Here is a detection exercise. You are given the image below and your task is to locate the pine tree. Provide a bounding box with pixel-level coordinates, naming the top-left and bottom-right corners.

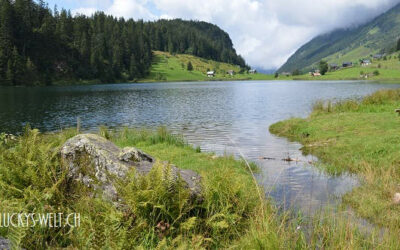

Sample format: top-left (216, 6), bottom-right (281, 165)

top-left (187, 61), bottom-right (193, 71)
top-left (25, 57), bottom-right (38, 84)
top-left (129, 54), bottom-right (138, 79)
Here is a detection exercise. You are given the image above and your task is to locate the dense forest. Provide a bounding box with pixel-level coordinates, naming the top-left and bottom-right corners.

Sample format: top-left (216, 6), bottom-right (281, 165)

top-left (0, 0), bottom-right (247, 86)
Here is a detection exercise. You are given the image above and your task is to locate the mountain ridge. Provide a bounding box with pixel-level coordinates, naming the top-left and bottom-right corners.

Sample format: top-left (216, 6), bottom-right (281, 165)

top-left (278, 3), bottom-right (400, 73)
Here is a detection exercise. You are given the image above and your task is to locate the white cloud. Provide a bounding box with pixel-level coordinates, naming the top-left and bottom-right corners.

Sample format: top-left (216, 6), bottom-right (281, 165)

top-left (72, 7), bottom-right (97, 16)
top-left (107, 0), bottom-right (156, 20)
top-left (72, 0), bottom-right (400, 69)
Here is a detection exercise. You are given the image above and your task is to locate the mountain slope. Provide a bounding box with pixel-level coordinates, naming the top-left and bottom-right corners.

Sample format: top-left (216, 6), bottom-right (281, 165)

top-left (279, 3), bottom-right (400, 73)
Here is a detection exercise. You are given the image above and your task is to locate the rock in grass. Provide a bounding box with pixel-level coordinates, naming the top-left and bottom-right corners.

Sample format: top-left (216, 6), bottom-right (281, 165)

top-left (60, 134), bottom-right (202, 201)
top-left (0, 237), bottom-right (10, 250)
top-left (393, 193), bottom-right (400, 205)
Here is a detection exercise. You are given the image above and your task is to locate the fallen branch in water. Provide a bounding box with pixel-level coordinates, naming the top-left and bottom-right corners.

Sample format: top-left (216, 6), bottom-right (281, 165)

top-left (259, 156), bottom-right (313, 164)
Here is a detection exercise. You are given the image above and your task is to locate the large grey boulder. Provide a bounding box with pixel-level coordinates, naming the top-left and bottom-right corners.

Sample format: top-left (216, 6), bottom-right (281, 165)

top-left (60, 134), bottom-right (202, 201)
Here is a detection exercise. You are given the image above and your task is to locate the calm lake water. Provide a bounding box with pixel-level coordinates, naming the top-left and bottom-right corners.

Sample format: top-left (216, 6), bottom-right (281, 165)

top-left (1, 80), bottom-right (400, 215)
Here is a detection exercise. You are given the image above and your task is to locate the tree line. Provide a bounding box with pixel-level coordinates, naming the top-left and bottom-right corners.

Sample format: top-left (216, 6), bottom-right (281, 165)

top-left (0, 0), bottom-right (247, 86)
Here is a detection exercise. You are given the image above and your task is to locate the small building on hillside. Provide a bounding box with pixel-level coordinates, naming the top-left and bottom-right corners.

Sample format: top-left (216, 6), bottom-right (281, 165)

top-left (309, 70), bottom-right (321, 77)
top-left (227, 70), bottom-right (235, 76)
top-left (281, 72), bottom-right (291, 77)
top-left (342, 62), bottom-right (353, 68)
top-left (329, 64), bottom-right (339, 71)
top-left (373, 54), bottom-right (384, 60)
top-left (207, 71), bottom-right (215, 77)
top-left (361, 59), bottom-right (371, 66)
top-left (249, 69), bottom-right (257, 74)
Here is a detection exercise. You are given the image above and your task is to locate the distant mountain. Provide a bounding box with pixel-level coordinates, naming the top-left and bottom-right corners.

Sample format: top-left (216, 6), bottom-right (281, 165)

top-left (255, 68), bottom-right (276, 74)
top-left (278, 3), bottom-right (400, 73)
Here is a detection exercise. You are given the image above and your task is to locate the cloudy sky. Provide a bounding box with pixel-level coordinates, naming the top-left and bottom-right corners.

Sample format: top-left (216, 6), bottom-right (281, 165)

top-left (45, 0), bottom-right (400, 70)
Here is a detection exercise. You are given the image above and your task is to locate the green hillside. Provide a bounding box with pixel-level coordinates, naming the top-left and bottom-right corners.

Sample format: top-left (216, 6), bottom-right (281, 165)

top-left (292, 54), bottom-right (400, 81)
top-left (140, 51), bottom-right (273, 82)
top-left (279, 3), bottom-right (400, 73)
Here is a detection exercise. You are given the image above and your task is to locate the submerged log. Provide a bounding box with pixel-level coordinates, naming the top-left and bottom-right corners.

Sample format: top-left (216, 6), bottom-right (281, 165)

top-left (60, 134), bottom-right (202, 201)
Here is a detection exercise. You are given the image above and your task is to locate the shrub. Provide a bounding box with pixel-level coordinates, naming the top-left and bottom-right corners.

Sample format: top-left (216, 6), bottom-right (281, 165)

top-left (187, 61), bottom-right (193, 71)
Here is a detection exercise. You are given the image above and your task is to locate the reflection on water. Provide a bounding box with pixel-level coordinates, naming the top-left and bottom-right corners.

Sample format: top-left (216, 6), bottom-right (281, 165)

top-left (1, 80), bottom-right (399, 215)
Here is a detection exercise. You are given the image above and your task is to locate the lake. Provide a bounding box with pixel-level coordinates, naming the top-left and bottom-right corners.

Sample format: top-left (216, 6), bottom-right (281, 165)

top-left (1, 80), bottom-right (399, 215)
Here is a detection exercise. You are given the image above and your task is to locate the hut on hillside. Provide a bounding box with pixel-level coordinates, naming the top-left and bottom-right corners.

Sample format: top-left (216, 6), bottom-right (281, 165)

top-left (207, 71), bottom-right (215, 77)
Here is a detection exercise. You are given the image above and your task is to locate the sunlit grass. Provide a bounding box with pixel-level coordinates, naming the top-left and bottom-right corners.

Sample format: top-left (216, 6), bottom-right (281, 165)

top-left (140, 51), bottom-right (274, 82)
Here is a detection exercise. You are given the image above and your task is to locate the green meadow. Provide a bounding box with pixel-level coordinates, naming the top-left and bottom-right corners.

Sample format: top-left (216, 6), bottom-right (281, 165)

top-left (140, 51), bottom-right (274, 82)
top-left (291, 54), bottom-right (400, 81)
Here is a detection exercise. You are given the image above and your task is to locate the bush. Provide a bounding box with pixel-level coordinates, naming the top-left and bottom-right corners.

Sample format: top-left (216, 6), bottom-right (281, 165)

top-left (373, 70), bottom-right (380, 76)
top-left (319, 60), bottom-right (328, 75)
top-left (187, 61), bottom-right (193, 71)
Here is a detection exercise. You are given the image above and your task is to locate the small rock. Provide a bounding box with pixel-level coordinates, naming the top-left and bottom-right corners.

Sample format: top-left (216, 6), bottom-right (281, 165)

top-left (393, 193), bottom-right (400, 205)
top-left (118, 147), bottom-right (154, 163)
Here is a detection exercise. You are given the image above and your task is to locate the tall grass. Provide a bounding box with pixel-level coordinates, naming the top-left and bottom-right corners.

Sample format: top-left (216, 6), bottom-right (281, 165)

top-left (0, 127), bottom-right (302, 248)
top-left (2, 126), bottom-right (399, 248)
top-left (311, 89), bottom-right (400, 114)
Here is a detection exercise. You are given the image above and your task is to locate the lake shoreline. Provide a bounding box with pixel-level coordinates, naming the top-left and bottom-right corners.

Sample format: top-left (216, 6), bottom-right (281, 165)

top-left (2, 127), bottom-right (399, 248)
top-left (5, 77), bottom-right (399, 88)
top-left (269, 88), bottom-right (400, 232)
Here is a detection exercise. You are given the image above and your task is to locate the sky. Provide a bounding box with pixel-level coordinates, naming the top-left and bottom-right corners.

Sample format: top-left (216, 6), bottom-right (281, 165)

top-left (44, 0), bottom-right (400, 70)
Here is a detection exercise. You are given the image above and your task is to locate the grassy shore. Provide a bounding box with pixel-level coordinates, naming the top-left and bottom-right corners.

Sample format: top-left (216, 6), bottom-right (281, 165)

top-left (0, 127), bottom-right (300, 249)
top-left (270, 89), bottom-right (400, 232)
top-left (1, 126), bottom-right (400, 248)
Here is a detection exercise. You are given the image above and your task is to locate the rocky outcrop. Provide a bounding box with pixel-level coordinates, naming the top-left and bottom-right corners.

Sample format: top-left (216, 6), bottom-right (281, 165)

top-left (60, 134), bottom-right (202, 201)
top-left (0, 237), bottom-right (10, 250)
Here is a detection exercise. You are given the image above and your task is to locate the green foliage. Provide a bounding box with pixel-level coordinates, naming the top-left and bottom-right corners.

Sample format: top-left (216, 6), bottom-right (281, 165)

top-left (186, 61), bottom-right (193, 71)
top-left (292, 69), bottom-right (301, 76)
top-left (318, 60), bottom-right (328, 75)
top-left (373, 70), bottom-right (380, 76)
